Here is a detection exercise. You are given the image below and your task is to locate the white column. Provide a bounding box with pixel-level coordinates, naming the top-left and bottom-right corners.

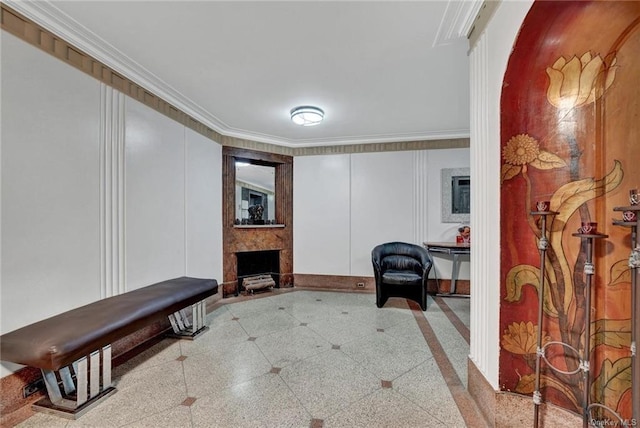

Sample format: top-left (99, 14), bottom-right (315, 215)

top-left (468, 0), bottom-right (535, 390)
top-left (100, 84), bottom-right (126, 298)
top-left (469, 30), bottom-right (500, 389)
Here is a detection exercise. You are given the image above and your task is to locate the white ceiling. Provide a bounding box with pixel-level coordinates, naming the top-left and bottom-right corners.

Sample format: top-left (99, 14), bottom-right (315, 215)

top-left (8, 1), bottom-right (479, 148)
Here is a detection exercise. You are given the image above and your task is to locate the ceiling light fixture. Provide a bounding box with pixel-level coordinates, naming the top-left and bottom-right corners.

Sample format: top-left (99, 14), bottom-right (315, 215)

top-left (290, 106), bottom-right (324, 126)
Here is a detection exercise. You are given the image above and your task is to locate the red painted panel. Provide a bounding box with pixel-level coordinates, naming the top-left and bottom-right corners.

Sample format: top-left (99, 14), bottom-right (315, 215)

top-left (499, 0), bottom-right (640, 419)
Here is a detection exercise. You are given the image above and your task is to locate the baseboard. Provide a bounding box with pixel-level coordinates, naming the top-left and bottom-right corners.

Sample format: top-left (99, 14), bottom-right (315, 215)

top-left (467, 358), bottom-right (582, 427)
top-left (293, 273), bottom-right (375, 291)
top-left (291, 274), bottom-right (468, 297)
top-left (433, 279), bottom-right (471, 295)
top-left (468, 358), bottom-right (496, 426)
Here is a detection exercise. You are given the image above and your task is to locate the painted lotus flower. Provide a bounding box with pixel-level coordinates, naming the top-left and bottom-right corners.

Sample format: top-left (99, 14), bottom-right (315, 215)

top-left (546, 52), bottom-right (617, 109)
top-left (502, 321), bottom-right (550, 355)
top-left (503, 134), bottom-right (540, 165)
top-left (501, 134), bottom-right (566, 182)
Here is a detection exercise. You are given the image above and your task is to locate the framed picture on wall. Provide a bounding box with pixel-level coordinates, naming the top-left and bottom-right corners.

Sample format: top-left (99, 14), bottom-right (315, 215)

top-left (441, 167), bottom-right (470, 223)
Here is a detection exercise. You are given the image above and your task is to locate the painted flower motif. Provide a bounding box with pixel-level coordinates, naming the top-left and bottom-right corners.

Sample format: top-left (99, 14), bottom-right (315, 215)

top-left (503, 134), bottom-right (540, 166)
top-left (500, 134), bottom-right (566, 183)
top-left (546, 52), bottom-right (617, 109)
top-left (502, 321), bottom-right (550, 355)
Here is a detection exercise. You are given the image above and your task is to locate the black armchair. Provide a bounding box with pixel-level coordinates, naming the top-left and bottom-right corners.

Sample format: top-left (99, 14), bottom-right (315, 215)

top-left (371, 242), bottom-right (433, 311)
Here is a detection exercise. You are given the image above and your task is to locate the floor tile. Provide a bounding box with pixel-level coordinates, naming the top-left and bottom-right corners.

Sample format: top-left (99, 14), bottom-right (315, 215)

top-left (340, 331), bottom-right (430, 380)
top-left (278, 350), bottom-right (381, 419)
top-left (179, 316), bottom-right (249, 356)
top-left (305, 315), bottom-right (378, 346)
top-left (15, 414), bottom-right (69, 428)
top-left (255, 325), bottom-right (332, 367)
top-left (236, 309), bottom-right (300, 337)
top-left (112, 338), bottom-right (182, 378)
top-left (68, 359), bottom-right (187, 427)
top-left (190, 373), bottom-right (311, 428)
top-left (383, 318), bottom-right (432, 347)
top-left (343, 305), bottom-right (415, 331)
top-left (182, 340), bottom-right (272, 398)
top-left (225, 297), bottom-right (280, 318)
top-left (121, 405), bottom-right (193, 428)
top-left (394, 358), bottom-right (466, 426)
top-left (322, 388), bottom-right (444, 428)
top-left (281, 301), bottom-right (343, 323)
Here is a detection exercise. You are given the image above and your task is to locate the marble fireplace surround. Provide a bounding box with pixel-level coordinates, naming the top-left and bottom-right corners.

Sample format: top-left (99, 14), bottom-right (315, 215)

top-left (222, 147), bottom-right (293, 297)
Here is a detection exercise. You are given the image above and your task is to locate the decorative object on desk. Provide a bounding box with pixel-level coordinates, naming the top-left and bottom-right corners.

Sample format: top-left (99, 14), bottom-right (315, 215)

top-left (623, 210), bottom-right (637, 222)
top-left (457, 225), bottom-right (470, 243)
top-left (534, 200), bottom-right (550, 212)
top-left (577, 222), bottom-right (597, 234)
top-left (630, 188), bottom-right (639, 205)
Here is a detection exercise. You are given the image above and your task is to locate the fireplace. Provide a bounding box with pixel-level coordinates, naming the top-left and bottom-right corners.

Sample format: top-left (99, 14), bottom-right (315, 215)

top-left (236, 250), bottom-right (280, 292)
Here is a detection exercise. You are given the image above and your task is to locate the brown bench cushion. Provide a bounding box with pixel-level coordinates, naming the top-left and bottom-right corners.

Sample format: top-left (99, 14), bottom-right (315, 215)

top-left (0, 277), bottom-right (218, 371)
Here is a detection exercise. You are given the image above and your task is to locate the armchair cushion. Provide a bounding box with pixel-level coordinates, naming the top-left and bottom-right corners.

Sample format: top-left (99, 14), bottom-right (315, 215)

top-left (382, 270), bottom-right (422, 286)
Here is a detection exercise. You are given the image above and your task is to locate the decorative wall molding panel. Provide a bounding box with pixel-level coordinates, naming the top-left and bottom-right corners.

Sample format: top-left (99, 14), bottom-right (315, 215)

top-left (99, 84), bottom-right (126, 298)
top-left (414, 150), bottom-right (430, 245)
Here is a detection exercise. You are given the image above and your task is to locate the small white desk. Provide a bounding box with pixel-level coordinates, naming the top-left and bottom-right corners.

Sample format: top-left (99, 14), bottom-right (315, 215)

top-left (424, 242), bottom-right (471, 295)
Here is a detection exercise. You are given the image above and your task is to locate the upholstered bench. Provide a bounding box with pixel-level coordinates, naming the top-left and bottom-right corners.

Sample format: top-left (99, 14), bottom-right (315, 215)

top-left (0, 276), bottom-right (218, 419)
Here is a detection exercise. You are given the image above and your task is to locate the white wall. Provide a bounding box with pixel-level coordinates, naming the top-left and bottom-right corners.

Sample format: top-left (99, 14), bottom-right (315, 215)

top-left (468, 0), bottom-right (534, 389)
top-left (125, 100), bottom-right (187, 288)
top-left (294, 148), bottom-right (470, 277)
top-left (185, 129), bottom-right (223, 279)
top-left (350, 151), bottom-right (416, 276)
top-left (1, 32), bottom-right (223, 377)
top-left (294, 154), bottom-right (351, 274)
top-left (1, 33), bottom-right (102, 330)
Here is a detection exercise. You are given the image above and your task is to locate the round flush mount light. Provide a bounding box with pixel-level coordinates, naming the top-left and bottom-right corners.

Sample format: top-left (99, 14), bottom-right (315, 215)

top-left (290, 106), bottom-right (324, 126)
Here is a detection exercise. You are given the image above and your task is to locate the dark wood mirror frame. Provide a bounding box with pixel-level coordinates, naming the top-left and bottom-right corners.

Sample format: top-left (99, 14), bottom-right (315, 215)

top-left (222, 147), bottom-right (293, 297)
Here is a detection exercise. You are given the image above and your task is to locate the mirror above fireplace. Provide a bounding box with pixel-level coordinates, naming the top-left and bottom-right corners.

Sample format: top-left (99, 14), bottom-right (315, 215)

top-left (235, 161), bottom-right (276, 224)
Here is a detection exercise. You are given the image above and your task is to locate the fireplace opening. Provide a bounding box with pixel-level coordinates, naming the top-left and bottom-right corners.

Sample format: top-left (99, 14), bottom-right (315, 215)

top-left (236, 250), bottom-right (280, 293)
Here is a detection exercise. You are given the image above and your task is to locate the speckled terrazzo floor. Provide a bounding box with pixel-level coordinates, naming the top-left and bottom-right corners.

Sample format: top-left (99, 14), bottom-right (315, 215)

top-left (16, 290), bottom-right (484, 428)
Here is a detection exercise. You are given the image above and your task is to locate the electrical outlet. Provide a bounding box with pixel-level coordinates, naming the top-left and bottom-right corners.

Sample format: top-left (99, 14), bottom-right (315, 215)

top-left (23, 378), bottom-right (45, 398)
top-left (356, 282), bottom-right (365, 288)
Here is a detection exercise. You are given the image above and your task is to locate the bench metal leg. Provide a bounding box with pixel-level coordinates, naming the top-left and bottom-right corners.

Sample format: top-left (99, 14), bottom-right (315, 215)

top-left (168, 299), bottom-right (209, 340)
top-left (34, 345), bottom-right (116, 419)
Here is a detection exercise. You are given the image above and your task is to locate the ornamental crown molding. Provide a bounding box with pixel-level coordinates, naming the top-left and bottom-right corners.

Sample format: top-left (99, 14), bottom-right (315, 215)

top-left (3, 0), bottom-right (472, 148)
